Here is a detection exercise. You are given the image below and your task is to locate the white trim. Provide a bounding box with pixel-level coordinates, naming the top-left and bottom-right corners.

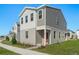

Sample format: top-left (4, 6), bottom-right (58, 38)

top-left (49, 30), bottom-right (51, 44)
top-left (36, 25), bottom-right (46, 30)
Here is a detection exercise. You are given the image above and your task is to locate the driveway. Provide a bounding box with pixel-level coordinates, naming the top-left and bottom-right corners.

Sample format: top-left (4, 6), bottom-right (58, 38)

top-left (0, 43), bottom-right (48, 55)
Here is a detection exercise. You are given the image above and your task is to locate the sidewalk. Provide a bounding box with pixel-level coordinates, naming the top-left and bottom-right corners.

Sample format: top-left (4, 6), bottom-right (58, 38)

top-left (0, 43), bottom-right (48, 55)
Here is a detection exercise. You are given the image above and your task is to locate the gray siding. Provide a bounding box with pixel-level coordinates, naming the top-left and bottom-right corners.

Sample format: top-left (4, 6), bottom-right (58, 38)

top-left (37, 9), bottom-right (46, 26)
top-left (46, 7), bottom-right (67, 30)
top-left (51, 28), bottom-right (65, 44)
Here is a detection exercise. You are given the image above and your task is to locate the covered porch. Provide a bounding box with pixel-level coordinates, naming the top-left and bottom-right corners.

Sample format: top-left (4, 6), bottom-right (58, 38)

top-left (36, 29), bottom-right (51, 46)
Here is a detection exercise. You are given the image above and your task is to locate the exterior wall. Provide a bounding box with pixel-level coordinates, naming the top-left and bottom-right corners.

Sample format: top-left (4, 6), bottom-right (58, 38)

top-left (36, 30), bottom-right (44, 45)
top-left (12, 23), bottom-right (20, 42)
top-left (20, 9), bottom-right (37, 45)
top-left (47, 26), bottom-right (66, 44)
top-left (76, 31), bottom-right (79, 39)
top-left (16, 31), bottom-right (20, 42)
top-left (20, 9), bottom-right (37, 30)
top-left (46, 7), bottom-right (67, 31)
top-left (20, 28), bottom-right (36, 45)
top-left (65, 30), bottom-right (77, 40)
top-left (45, 7), bottom-right (67, 44)
top-left (36, 8), bottom-right (46, 26)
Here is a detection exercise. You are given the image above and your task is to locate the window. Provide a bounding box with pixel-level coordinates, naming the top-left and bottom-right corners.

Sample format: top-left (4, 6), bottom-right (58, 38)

top-left (31, 13), bottom-right (33, 21)
top-left (39, 10), bottom-right (42, 19)
top-left (56, 19), bottom-right (59, 25)
top-left (26, 31), bottom-right (28, 39)
top-left (21, 17), bottom-right (23, 24)
top-left (54, 31), bottom-right (56, 39)
top-left (59, 32), bottom-right (60, 38)
top-left (25, 16), bottom-right (28, 23)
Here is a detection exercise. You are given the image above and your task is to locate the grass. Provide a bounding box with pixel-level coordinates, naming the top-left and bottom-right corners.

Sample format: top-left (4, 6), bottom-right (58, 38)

top-left (2, 40), bottom-right (33, 48)
top-left (33, 39), bottom-right (79, 55)
top-left (0, 47), bottom-right (18, 55)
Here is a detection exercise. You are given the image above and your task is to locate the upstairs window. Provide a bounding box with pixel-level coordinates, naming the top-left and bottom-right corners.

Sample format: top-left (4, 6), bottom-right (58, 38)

top-left (56, 19), bottom-right (59, 25)
top-left (56, 14), bottom-right (59, 25)
top-left (31, 13), bottom-right (34, 21)
top-left (25, 16), bottom-right (28, 23)
top-left (39, 10), bottom-right (42, 19)
top-left (21, 17), bottom-right (23, 24)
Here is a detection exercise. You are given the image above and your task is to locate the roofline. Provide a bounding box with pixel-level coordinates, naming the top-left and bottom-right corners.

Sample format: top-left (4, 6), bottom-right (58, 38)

top-left (19, 5), bottom-right (61, 17)
top-left (19, 7), bottom-right (37, 17)
top-left (37, 5), bottom-right (60, 10)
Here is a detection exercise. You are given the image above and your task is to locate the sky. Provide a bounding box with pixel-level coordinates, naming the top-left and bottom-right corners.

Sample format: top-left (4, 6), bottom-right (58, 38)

top-left (0, 4), bottom-right (79, 36)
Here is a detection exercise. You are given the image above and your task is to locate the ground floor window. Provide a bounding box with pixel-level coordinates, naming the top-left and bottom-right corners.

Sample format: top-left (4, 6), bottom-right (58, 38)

top-left (59, 32), bottom-right (60, 38)
top-left (54, 31), bottom-right (56, 39)
top-left (25, 31), bottom-right (28, 39)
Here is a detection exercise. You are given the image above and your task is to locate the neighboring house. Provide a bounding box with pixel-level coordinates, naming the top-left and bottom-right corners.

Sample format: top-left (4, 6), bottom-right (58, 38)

top-left (0, 36), bottom-right (6, 40)
top-left (11, 22), bottom-right (20, 42)
top-left (7, 31), bottom-right (14, 41)
top-left (75, 30), bottom-right (79, 39)
top-left (65, 30), bottom-right (76, 40)
top-left (0, 36), bottom-right (6, 42)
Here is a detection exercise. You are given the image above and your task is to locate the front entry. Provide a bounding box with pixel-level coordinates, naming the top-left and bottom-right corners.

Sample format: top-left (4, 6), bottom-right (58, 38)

top-left (36, 30), bottom-right (50, 46)
top-left (46, 30), bottom-right (50, 45)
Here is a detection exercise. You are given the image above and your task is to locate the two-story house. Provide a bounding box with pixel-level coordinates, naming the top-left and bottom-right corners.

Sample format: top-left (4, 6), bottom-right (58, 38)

top-left (11, 22), bottom-right (20, 42)
top-left (7, 5), bottom-right (67, 46)
top-left (17, 5), bottom-right (67, 46)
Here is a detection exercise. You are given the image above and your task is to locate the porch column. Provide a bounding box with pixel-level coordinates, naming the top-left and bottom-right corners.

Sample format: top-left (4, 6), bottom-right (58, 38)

top-left (43, 29), bottom-right (46, 46)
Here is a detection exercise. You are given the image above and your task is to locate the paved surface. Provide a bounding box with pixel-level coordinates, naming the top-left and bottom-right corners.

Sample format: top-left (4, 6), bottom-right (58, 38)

top-left (27, 46), bottom-right (39, 50)
top-left (0, 43), bottom-right (48, 55)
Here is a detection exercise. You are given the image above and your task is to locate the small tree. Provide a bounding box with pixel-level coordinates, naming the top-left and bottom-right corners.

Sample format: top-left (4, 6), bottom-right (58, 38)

top-left (6, 36), bottom-right (9, 41)
top-left (11, 34), bottom-right (17, 44)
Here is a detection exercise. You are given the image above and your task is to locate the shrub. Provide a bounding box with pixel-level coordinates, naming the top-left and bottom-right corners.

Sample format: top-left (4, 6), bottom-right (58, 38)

top-left (6, 36), bottom-right (9, 41)
top-left (11, 36), bottom-right (17, 44)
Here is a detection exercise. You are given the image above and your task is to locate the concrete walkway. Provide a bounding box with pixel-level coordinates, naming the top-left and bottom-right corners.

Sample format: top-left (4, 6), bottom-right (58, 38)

top-left (0, 43), bottom-right (48, 55)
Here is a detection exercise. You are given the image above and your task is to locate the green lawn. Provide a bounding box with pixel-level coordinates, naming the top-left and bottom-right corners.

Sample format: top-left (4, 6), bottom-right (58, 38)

top-left (33, 40), bottom-right (79, 55)
top-left (0, 47), bottom-right (18, 55)
top-left (2, 40), bottom-right (32, 48)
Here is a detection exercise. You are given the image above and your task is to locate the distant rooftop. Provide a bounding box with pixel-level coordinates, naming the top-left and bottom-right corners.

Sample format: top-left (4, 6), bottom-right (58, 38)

top-left (68, 29), bottom-right (75, 33)
top-left (76, 29), bottom-right (79, 31)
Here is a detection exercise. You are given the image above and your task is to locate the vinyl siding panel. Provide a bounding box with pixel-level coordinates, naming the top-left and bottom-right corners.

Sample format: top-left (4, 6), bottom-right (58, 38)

top-left (46, 7), bottom-right (67, 30)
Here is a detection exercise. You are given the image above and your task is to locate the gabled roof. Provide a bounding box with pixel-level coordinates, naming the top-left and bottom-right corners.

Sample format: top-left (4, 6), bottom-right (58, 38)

top-left (19, 7), bottom-right (37, 17)
top-left (19, 5), bottom-right (60, 17)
